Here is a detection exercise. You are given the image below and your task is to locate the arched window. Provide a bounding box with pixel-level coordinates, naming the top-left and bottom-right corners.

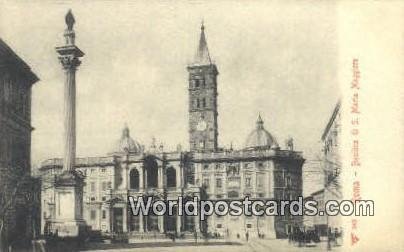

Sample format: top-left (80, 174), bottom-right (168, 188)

top-left (145, 157), bottom-right (158, 188)
top-left (166, 167), bottom-right (176, 188)
top-left (130, 169), bottom-right (139, 190)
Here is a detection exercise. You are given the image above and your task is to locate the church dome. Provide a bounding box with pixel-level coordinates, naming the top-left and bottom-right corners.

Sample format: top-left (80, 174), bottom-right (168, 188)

top-left (245, 115), bottom-right (279, 149)
top-left (112, 125), bottom-right (143, 154)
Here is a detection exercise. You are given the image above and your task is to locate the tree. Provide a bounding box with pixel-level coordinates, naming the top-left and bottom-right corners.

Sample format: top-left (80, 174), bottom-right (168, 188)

top-left (0, 163), bottom-right (40, 251)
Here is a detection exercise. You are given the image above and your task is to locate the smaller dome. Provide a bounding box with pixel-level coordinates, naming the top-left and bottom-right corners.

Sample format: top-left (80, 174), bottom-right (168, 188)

top-left (113, 125), bottom-right (143, 154)
top-left (245, 115), bottom-right (279, 149)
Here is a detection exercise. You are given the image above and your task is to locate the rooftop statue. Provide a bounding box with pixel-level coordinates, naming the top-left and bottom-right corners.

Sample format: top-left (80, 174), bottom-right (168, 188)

top-left (65, 9), bottom-right (75, 31)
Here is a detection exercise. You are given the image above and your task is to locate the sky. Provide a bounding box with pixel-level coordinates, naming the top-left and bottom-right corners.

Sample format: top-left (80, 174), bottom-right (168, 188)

top-left (0, 1), bottom-right (339, 168)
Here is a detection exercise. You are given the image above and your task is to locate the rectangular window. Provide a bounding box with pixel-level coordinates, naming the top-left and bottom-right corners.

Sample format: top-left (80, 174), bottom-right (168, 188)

top-left (217, 224), bottom-right (222, 228)
top-left (245, 177), bottom-right (252, 187)
top-left (246, 224), bottom-right (252, 228)
top-left (90, 182), bottom-right (96, 192)
top-left (196, 98), bottom-right (200, 108)
top-left (101, 168), bottom-right (106, 173)
top-left (195, 79), bottom-right (199, 88)
top-left (203, 178), bottom-right (210, 188)
top-left (203, 164), bottom-right (209, 170)
top-left (107, 181), bottom-right (112, 189)
top-left (90, 210), bottom-right (96, 220)
top-left (257, 176), bottom-right (264, 188)
top-left (202, 98), bottom-right (206, 108)
top-left (102, 210), bottom-right (106, 219)
top-left (216, 178), bottom-right (222, 188)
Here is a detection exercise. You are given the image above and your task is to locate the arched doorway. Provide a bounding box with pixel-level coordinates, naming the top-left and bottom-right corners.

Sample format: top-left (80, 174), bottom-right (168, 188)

top-left (166, 167), bottom-right (176, 188)
top-left (183, 197), bottom-right (195, 232)
top-left (129, 169), bottom-right (139, 189)
top-left (144, 156), bottom-right (158, 188)
top-left (146, 212), bottom-right (159, 232)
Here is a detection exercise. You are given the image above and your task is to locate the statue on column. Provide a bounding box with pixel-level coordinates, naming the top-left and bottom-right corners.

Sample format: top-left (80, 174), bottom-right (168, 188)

top-left (65, 9), bottom-right (75, 30)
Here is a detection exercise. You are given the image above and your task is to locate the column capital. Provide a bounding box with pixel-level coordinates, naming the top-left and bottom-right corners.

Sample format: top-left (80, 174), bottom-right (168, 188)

top-left (59, 55), bottom-right (81, 70)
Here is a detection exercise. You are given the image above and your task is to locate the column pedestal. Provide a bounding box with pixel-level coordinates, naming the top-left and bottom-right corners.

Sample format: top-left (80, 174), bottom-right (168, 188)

top-left (51, 171), bottom-right (86, 237)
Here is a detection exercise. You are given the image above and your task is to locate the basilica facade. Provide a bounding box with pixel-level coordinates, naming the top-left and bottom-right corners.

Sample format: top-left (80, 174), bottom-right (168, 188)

top-left (40, 25), bottom-right (304, 239)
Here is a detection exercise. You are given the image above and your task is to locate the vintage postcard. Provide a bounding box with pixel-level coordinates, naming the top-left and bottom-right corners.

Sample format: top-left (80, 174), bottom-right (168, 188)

top-left (0, 1), bottom-right (402, 251)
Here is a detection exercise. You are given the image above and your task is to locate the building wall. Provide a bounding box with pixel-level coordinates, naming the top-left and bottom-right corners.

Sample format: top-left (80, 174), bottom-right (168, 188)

top-left (40, 148), bottom-right (304, 238)
top-left (0, 39), bottom-right (38, 248)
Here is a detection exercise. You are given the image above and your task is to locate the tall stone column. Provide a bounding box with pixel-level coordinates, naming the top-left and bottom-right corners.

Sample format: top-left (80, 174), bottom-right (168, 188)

top-left (176, 211), bottom-right (181, 234)
top-left (139, 169), bottom-right (144, 190)
top-left (51, 10), bottom-right (86, 238)
top-left (139, 213), bottom-right (144, 233)
top-left (158, 166), bottom-right (163, 188)
top-left (194, 215), bottom-right (200, 233)
top-left (144, 167), bottom-right (148, 189)
top-left (122, 207), bottom-right (128, 232)
top-left (158, 215), bottom-right (164, 233)
top-left (57, 12), bottom-right (84, 172)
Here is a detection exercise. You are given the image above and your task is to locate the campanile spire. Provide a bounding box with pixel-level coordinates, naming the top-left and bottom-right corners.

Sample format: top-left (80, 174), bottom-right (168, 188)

top-left (194, 21), bottom-right (212, 65)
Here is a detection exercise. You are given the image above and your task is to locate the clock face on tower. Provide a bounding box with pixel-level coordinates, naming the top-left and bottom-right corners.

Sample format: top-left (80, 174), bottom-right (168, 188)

top-left (196, 120), bottom-right (207, 131)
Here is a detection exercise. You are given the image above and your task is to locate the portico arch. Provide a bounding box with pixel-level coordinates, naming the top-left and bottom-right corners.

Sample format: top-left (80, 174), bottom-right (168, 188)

top-left (129, 169), bottom-right (139, 190)
top-left (144, 156), bottom-right (158, 188)
top-left (166, 167), bottom-right (176, 188)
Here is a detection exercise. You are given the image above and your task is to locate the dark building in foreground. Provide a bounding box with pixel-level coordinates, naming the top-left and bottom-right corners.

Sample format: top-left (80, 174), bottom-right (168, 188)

top-left (40, 25), bottom-right (304, 239)
top-left (0, 38), bottom-right (40, 249)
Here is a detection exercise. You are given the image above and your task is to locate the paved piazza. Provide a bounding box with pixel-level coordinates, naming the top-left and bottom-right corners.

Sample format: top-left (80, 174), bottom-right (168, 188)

top-left (82, 239), bottom-right (342, 252)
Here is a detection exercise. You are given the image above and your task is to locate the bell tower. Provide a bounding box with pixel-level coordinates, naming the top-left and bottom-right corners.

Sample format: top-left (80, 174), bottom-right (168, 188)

top-left (188, 23), bottom-right (219, 152)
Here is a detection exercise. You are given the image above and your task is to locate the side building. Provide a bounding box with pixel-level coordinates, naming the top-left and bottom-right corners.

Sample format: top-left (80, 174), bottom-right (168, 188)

top-left (321, 100), bottom-right (342, 231)
top-left (0, 38), bottom-right (40, 249)
top-left (304, 100), bottom-right (341, 236)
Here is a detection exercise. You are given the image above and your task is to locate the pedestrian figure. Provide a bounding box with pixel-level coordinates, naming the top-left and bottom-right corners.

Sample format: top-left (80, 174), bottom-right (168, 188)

top-left (194, 230), bottom-right (198, 244)
top-left (246, 231), bottom-right (249, 242)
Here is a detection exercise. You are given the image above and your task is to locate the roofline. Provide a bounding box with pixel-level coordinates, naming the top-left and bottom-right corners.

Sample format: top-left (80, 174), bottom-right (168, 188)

top-left (0, 38), bottom-right (39, 84)
top-left (321, 99), bottom-right (341, 141)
